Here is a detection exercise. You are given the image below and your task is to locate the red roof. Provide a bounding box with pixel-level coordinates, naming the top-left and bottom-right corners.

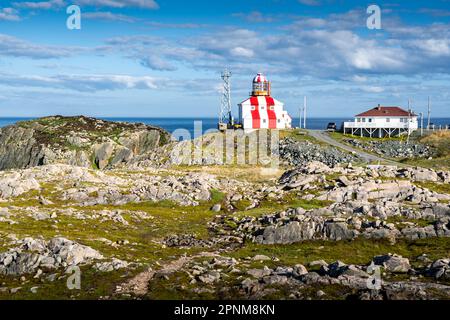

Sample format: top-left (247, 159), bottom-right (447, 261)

top-left (356, 106), bottom-right (417, 117)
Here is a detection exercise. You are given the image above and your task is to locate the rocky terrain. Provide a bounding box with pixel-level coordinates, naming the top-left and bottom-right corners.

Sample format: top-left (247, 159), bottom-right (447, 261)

top-left (280, 138), bottom-right (361, 167)
top-left (342, 138), bottom-right (432, 159)
top-left (0, 117), bottom-right (448, 300)
top-left (0, 116), bottom-right (171, 171)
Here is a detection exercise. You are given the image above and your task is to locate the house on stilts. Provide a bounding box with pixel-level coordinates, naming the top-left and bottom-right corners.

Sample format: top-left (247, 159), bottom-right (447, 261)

top-left (343, 105), bottom-right (418, 138)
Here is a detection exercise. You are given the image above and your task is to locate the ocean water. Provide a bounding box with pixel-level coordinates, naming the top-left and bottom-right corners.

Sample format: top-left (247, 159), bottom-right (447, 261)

top-left (1, 117), bottom-right (450, 137)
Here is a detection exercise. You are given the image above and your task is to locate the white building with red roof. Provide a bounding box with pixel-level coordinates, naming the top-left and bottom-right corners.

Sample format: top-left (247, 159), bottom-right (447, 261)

top-left (238, 73), bottom-right (292, 130)
top-left (343, 105), bottom-right (418, 138)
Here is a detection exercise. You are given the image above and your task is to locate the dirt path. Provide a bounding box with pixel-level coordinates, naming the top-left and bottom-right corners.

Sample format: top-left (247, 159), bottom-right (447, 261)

top-left (115, 251), bottom-right (219, 297)
top-left (307, 130), bottom-right (401, 166)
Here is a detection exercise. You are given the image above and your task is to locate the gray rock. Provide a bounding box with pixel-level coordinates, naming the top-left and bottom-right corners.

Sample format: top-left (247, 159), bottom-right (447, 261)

top-left (323, 221), bottom-right (358, 241)
top-left (252, 255), bottom-right (271, 261)
top-left (293, 264), bottom-right (308, 276)
top-left (279, 138), bottom-right (361, 167)
top-left (425, 258), bottom-right (450, 280)
top-left (94, 142), bottom-right (114, 170)
top-left (94, 258), bottom-right (129, 272)
top-left (0, 237), bottom-right (104, 276)
top-left (373, 254), bottom-right (411, 273)
top-left (247, 267), bottom-right (272, 278)
top-left (0, 116), bottom-right (170, 171)
top-left (198, 270), bottom-right (221, 284)
top-left (262, 275), bottom-right (288, 285)
top-left (309, 260), bottom-right (328, 268)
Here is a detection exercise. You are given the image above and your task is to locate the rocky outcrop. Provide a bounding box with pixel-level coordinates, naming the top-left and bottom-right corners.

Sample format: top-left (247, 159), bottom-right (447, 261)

top-left (426, 258), bottom-right (450, 280)
top-left (343, 139), bottom-right (432, 159)
top-left (0, 237), bottom-right (103, 276)
top-left (178, 254), bottom-right (450, 300)
top-left (372, 254), bottom-right (411, 273)
top-left (0, 116), bottom-right (170, 171)
top-left (210, 203), bottom-right (450, 245)
top-left (279, 138), bottom-right (360, 167)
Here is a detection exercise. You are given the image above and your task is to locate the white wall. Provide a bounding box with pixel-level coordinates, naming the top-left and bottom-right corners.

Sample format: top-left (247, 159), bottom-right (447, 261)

top-left (347, 116), bottom-right (418, 129)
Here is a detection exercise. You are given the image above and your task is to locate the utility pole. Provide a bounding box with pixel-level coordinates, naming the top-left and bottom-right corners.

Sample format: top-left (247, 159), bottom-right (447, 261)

top-left (427, 96), bottom-right (431, 130)
top-left (419, 112), bottom-right (423, 136)
top-left (406, 99), bottom-right (411, 143)
top-left (303, 96), bottom-right (307, 129)
top-left (298, 106), bottom-right (302, 129)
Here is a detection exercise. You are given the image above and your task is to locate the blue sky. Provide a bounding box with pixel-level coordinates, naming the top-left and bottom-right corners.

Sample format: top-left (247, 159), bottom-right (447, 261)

top-left (0, 0), bottom-right (449, 118)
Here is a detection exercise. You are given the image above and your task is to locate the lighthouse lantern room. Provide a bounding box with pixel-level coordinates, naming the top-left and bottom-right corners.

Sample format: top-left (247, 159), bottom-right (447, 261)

top-left (239, 73), bottom-right (292, 130)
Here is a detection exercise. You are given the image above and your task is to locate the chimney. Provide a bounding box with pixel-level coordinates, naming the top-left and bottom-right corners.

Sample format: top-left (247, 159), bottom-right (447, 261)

top-left (377, 104), bottom-right (381, 110)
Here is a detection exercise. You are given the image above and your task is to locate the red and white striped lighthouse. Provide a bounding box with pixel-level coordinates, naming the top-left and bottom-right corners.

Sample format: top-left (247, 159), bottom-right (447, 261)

top-left (238, 73), bottom-right (292, 129)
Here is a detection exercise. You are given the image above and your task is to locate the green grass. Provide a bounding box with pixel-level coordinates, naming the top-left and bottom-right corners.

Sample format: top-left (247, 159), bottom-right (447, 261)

top-left (144, 237), bottom-right (450, 300)
top-left (0, 266), bottom-right (144, 300)
top-left (1, 156), bottom-right (448, 299)
top-left (229, 237), bottom-right (450, 268)
top-left (400, 157), bottom-right (450, 171)
top-left (414, 181), bottom-right (450, 195)
top-left (280, 129), bottom-right (326, 145)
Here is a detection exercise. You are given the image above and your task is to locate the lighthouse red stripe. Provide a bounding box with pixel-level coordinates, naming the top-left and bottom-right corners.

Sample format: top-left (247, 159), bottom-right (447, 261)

top-left (250, 96), bottom-right (260, 128)
top-left (265, 96), bottom-right (277, 129)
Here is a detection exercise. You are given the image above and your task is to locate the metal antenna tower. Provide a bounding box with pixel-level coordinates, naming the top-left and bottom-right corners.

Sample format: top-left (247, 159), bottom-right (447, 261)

top-left (219, 69), bottom-right (232, 126)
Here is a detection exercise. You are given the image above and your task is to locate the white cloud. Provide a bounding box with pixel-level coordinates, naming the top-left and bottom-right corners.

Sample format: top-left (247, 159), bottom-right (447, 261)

top-left (83, 11), bottom-right (137, 22)
top-left (362, 86), bottom-right (384, 93)
top-left (0, 7), bottom-right (20, 21)
top-left (13, 0), bottom-right (159, 9)
top-left (298, 0), bottom-right (320, 6)
top-left (0, 33), bottom-right (78, 59)
top-left (13, 0), bottom-right (65, 10)
top-left (0, 72), bottom-right (163, 92)
top-left (410, 39), bottom-right (450, 57)
top-left (351, 75), bottom-right (368, 82)
top-left (230, 47), bottom-right (254, 58)
top-left (140, 55), bottom-right (176, 71)
top-left (144, 21), bottom-right (206, 29)
top-left (232, 11), bottom-right (276, 23)
top-left (75, 0), bottom-right (159, 9)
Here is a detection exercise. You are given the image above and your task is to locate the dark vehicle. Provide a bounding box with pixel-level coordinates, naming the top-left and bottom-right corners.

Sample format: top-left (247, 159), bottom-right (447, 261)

top-left (326, 122), bottom-right (337, 132)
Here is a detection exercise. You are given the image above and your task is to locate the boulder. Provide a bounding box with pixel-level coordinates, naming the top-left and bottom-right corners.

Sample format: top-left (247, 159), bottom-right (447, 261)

top-left (373, 254), bottom-right (410, 273)
top-left (323, 221), bottom-right (358, 241)
top-left (425, 258), bottom-right (450, 280)
top-left (247, 267), bottom-right (272, 278)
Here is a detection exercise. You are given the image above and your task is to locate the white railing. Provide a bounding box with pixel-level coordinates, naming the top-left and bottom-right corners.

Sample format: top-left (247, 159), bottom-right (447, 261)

top-left (343, 122), bottom-right (418, 129)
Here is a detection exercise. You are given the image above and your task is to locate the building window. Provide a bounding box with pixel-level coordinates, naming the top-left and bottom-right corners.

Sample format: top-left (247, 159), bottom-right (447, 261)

top-left (251, 106), bottom-right (255, 110)
top-left (269, 106), bottom-right (274, 110)
top-left (261, 106), bottom-right (265, 110)
top-left (263, 119), bottom-right (266, 123)
top-left (356, 118), bottom-right (361, 122)
top-left (362, 118), bottom-right (366, 122)
top-left (386, 118), bottom-right (390, 122)
top-left (368, 118), bottom-right (372, 123)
